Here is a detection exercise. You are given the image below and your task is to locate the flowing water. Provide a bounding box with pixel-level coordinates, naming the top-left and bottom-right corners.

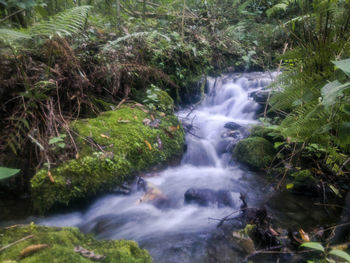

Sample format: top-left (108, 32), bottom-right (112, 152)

top-left (1, 72), bottom-right (336, 262)
top-left (33, 72), bottom-right (278, 262)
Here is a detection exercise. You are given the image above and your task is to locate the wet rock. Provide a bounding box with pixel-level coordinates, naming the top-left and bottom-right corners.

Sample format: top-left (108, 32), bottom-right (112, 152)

top-left (250, 90), bottom-right (270, 105)
top-left (221, 130), bottom-right (242, 139)
top-left (137, 178), bottom-right (170, 209)
top-left (184, 188), bottom-right (236, 208)
top-left (216, 139), bottom-right (235, 155)
top-left (233, 137), bottom-right (276, 170)
top-left (224, 122), bottom-right (241, 130)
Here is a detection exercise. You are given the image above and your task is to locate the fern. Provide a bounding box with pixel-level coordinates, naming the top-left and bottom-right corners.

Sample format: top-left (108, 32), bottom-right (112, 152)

top-left (0, 6), bottom-right (91, 48)
top-left (103, 31), bottom-right (170, 51)
top-left (30, 6), bottom-right (92, 38)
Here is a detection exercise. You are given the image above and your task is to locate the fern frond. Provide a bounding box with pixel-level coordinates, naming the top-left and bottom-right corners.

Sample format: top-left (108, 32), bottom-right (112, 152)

top-left (0, 29), bottom-right (30, 45)
top-left (104, 31), bottom-right (170, 51)
top-left (30, 6), bottom-right (92, 38)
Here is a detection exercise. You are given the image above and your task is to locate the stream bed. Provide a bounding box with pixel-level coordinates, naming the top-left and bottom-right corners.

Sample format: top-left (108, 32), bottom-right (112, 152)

top-left (0, 72), bottom-right (338, 262)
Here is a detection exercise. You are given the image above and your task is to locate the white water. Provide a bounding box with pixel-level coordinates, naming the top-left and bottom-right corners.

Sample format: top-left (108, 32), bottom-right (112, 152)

top-left (38, 72), bottom-right (277, 262)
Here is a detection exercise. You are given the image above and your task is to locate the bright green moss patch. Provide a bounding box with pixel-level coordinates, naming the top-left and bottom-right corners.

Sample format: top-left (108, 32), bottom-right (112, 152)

top-left (0, 224), bottom-right (151, 263)
top-left (233, 137), bottom-right (276, 170)
top-left (31, 103), bottom-right (185, 212)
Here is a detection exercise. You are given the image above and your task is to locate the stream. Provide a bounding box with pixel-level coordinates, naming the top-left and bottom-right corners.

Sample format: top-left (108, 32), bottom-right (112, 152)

top-left (1, 72), bottom-right (337, 262)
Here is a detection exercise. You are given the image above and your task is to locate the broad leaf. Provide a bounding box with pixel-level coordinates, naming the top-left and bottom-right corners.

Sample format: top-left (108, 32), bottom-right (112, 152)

top-left (333, 59), bottom-right (350, 76)
top-left (321, 80), bottom-right (350, 109)
top-left (0, 167), bottom-right (20, 181)
top-left (329, 249), bottom-right (350, 262)
top-left (300, 242), bottom-right (325, 252)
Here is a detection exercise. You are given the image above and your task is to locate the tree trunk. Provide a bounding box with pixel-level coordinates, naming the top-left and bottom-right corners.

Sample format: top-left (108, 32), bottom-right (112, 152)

top-left (142, 0), bottom-right (146, 21)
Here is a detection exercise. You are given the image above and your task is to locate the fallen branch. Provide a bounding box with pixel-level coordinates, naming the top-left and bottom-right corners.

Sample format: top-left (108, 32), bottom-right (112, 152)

top-left (0, 235), bottom-right (34, 253)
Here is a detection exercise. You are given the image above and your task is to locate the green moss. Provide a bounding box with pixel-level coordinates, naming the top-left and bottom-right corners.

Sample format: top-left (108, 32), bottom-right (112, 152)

top-left (0, 224), bottom-right (151, 263)
top-left (31, 103), bottom-right (185, 212)
top-left (249, 126), bottom-right (283, 143)
top-left (155, 89), bottom-right (174, 114)
top-left (233, 137), bottom-right (276, 170)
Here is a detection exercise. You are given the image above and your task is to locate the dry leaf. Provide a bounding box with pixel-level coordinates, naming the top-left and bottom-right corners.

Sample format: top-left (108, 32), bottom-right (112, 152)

top-left (100, 134), bottom-right (109, 138)
top-left (163, 129), bottom-right (174, 138)
top-left (168, 126), bottom-right (178, 132)
top-left (144, 140), bottom-right (152, 150)
top-left (20, 244), bottom-right (48, 258)
top-left (134, 115), bottom-right (138, 120)
top-left (74, 246), bottom-right (105, 261)
top-left (142, 118), bottom-right (151, 126)
top-left (269, 227), bottom-right (279, 236)
top-left (299, 229), bottom-right (310, 242)
top-left (47, 171), bottom-right (55, 183)
top-left (75, 153), bottom-right (80, 159)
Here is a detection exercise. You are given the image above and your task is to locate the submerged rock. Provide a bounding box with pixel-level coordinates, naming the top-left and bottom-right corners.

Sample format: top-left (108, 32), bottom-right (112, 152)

top-left (250, 90), bottom-right (270, 105)
top-left (233, 137), bottom-right (276, 170)
top-left (224, 122), bottom-right (241, 130)
top-left (184, 188), bottom-right (237, 208)
top-left (0, 224), bottom-right (151, 263)
top-left (31, 103), bottom-right (185, 212)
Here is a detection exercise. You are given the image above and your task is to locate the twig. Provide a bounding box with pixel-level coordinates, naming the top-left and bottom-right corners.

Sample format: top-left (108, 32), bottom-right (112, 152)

top-left (0, 9), bottom-right (25, 23)
top-left (0, 235), bottom-right (34, 253)
top-left (276, 142), bottom-right (297, 190)
top-left (116, 98), bottom-right (127, 109)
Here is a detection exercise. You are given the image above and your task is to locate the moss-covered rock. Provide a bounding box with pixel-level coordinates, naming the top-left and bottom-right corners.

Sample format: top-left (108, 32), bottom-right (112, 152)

top-left (0, 224), bottom-right (151, 263)
top-left (31, 103), bottom-right (185, 212)
top-left (233, 137), bottom-right (276, 170)
top-left (249, 126), bottom-right (283, 143)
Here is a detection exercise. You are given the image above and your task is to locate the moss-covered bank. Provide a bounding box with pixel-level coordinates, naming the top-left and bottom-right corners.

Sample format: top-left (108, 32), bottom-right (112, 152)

top-left (0, 224), bottom-right (151, 263)
top-left (31, 102), bottom-right (185, 212)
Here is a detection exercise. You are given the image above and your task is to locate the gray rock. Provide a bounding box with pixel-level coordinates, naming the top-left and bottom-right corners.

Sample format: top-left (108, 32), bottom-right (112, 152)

top-left (184, 188), bottom-right (236, 208)
top-left (224, 122), bottom-right (241, 130)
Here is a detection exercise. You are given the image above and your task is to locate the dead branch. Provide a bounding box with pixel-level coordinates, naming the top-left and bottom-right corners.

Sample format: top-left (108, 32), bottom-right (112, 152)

top-left (0, 235), bottom-right (34, 253)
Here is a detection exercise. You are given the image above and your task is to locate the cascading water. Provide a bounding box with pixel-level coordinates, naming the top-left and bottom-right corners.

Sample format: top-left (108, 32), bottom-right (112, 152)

top-left (38, 72), bottom-right (278, 263)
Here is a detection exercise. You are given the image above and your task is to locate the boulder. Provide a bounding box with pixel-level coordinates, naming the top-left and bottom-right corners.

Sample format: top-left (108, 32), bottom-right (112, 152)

top-left (31, 103), bottom-right (185, 212)
top-left (224, 122), bottom-right (241, 130)
top-left (250, 90), bottom-right (270, 105)
top-left (233, 137), bottom-right (276, 170)
top-left (184, 188), bottom-right (236, 208)
top-left (249, 125), bottom-right (283, 143)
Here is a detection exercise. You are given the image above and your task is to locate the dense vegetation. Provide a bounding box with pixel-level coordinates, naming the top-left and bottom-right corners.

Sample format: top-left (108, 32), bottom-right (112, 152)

top-left (0, 0), bottom-right (285, 188)
top-left (0, 0), bottom-right (350, 261)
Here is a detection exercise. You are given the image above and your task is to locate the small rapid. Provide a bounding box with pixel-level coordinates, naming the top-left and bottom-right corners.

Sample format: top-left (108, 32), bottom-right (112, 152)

top-left (37, 72), bottom-right (277, 262)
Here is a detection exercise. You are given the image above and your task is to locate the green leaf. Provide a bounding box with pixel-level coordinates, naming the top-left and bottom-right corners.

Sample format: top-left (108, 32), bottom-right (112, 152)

top-left (49, 137), bottom-right (63, 144)
top-left (0, 167), bottom-right (20, 181)
top-left (321, 80), bottom-right (350, 109)
top-left (300, 242), bottom-right (325, 252)
top-left (329, 249), bottom-right (350, 262)
top-left (286, 183), bottom-right (294, 189)
top-left (329, 185), bottom-right (342, 197)
top-left (332, 59), bottom-right (350, 76)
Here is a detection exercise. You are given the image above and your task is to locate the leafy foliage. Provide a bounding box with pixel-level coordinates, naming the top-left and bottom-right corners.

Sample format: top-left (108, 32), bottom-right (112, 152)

top-left (0, 166), bottom-right (20, 180)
